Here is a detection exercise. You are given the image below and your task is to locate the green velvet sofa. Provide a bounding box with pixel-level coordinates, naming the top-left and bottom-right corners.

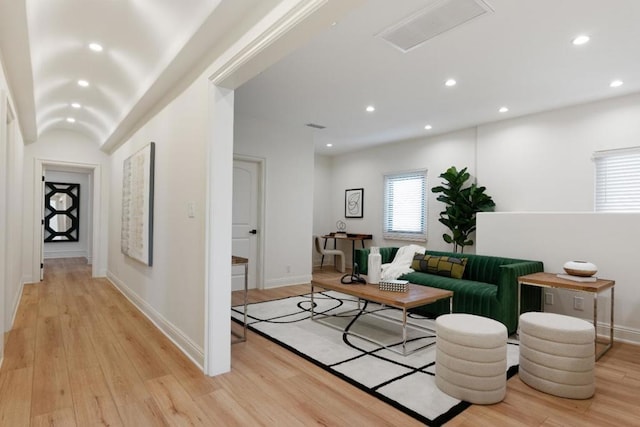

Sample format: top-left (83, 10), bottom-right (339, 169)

top-left (354, 248), bottom-right (543, 334)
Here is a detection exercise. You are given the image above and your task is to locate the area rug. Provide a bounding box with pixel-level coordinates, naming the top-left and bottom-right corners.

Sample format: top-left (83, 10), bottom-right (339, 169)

top-left (231, 291), bottom-right (519, 426)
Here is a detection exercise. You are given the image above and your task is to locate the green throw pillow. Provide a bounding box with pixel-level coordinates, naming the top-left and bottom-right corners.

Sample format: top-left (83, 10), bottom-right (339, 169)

top-left (411, 254), bottom-right (467, 279)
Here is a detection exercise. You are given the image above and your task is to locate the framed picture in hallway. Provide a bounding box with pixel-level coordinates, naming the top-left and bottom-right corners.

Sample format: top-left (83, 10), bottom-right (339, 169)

top-left (345, 188), bottom-right (364, 218)
top-left (121, 142), bottom-right (155, 266)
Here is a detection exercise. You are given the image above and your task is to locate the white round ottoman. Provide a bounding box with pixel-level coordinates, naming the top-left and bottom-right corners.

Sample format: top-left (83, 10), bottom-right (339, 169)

top-left (519, 312), bottom-right (595, 399)
top-left (435, 313), bottom-right (508, 404)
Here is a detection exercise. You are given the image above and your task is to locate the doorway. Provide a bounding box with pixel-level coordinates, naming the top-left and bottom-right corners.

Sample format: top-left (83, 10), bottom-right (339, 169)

top-left (33, 160), bottom-right (103, 280)
top-left (232, 157), bottom-right (264, 291)
top-left (42, 169), bottom-right (91, 263)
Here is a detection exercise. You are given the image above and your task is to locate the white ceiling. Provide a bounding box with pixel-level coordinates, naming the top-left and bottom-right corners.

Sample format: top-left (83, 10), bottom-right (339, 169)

top-left (28, 0), bottom-right (223, 143)
top-left (1, 0), bottom-right (639, 156)
top-left (235, 0), bottom-right (640, 155)
top-left (0, 0), bottom-right (284, 150)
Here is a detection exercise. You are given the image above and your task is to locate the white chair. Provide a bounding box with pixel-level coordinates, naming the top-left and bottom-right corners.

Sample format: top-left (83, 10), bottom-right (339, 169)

top-left (314, 235), bottom-right (345, 273)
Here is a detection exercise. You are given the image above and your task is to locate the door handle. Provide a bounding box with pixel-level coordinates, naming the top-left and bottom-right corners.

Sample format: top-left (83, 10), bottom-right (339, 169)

top-left (249, 229), bottom-right (257, 235)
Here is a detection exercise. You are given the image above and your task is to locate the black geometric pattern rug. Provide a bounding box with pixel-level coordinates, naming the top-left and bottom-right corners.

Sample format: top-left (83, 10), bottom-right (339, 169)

top-left (232, 291), bottom-right (519, 426)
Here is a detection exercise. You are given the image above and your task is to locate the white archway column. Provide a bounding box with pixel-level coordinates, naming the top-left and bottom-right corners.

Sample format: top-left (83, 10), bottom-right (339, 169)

top-left (204, 85), bottom-right (234, 376)
top-left (202, 0), bottom-right (363, 376)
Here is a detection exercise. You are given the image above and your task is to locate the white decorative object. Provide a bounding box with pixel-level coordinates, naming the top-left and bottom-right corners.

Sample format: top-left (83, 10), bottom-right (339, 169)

top-left (379, 279), bottom-right (408, 292)
top-left (368, 247), bottom-right (382, 284)
top-left (563, 261), bottom-right (597, 277)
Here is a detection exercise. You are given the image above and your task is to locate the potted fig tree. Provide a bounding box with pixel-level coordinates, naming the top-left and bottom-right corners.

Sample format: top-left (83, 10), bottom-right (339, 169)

top-left (431, 166), bottom-right (495, 253)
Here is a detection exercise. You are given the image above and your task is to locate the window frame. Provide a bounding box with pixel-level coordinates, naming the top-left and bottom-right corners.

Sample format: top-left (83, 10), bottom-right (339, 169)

top-left (594, 147), bottom-right (640, 212)
top-left (382, 169), bottom-right (428, 242)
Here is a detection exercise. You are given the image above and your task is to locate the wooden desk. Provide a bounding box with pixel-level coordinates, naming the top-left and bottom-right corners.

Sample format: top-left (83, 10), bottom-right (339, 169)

top-left (232, 255), bottom-right (248, 343)
top-left (518, 272), bottom-right (615, 360)
top-left (322, 233), bottom-right (372, 271)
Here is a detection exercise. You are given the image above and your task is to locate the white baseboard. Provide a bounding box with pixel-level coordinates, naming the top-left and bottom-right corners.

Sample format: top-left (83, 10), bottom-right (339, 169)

top-left (8, 280), bottom-right (25, 330)
top-left (600, 323), bottom-right (640, 346)
top-left (106, 271), bottom-right (205, 369)
top-left (264, 274), bottom-right (312, 289)
top-left (44, 250), bottom-right (88, 259)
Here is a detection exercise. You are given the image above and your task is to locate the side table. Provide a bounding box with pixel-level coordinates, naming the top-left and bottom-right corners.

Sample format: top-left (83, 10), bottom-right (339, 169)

top-left (232, 255), bottom-right (248, 343)
top-left (517, 272), bottom-right (615, 360)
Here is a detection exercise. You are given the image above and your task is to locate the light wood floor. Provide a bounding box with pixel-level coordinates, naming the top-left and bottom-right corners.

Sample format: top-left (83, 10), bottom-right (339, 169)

top-left (0, 260), bottom-right (638, 426)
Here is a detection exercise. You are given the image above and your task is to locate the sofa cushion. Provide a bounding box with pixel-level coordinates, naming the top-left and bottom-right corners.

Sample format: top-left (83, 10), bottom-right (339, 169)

top-left (411, 254), bottom-right (468, 279)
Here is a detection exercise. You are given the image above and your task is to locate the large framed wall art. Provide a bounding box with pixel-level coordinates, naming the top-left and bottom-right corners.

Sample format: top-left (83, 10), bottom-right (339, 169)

top-left (121, 142), bottom-right (155, 266)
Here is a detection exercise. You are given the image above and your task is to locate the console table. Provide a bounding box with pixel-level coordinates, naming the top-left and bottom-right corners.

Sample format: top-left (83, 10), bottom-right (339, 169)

top-left (322, 233), bottom-right (373, 271)
top-left (517, 272), bottom-right (615, 360)
top-left (231, 255), bottom-right (248, 343)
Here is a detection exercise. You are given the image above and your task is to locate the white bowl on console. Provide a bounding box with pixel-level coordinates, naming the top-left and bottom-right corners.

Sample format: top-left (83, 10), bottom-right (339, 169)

top-left (563, 261), bottom-right (597, 277)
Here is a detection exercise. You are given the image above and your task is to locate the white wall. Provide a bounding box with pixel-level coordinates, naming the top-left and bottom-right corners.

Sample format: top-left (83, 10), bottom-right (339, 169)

top-left (22, 129), bottom-right (110, 282)
top-left (1, 53), bottom-right (26, 361)
top-left (477, 213), bottom-right (640, 344)
top-left (43, 170), bottom-right (90, 259)
top-left (107, 76), bottom-right (209, 367)
top-left (325, 128), bottom-right (478, 264)
top-left (477, 92), bottom-right (640, 211)
top-left (318, 91), bottom-right (640, 344)
top-left (234, 114), bottom-right (315, 288)
top-left (313, 154), bottom-right (335, 267)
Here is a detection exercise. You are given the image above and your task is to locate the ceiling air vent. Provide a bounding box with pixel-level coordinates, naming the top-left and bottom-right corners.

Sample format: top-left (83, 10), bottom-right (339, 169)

top-left (377, 0), bottom-right (493, 53)
top-left (306, 123), bottom-right (326, 129)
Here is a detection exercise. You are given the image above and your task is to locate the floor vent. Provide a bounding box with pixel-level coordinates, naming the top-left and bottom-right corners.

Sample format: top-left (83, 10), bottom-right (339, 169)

top-left (377, 0), bottom-right (493, 53)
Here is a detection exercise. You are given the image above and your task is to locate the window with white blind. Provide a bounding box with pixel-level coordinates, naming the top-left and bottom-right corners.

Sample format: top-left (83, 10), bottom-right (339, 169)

top-left (594, 147), bottom-right (640, 212)
top-left (383, 170), bottom-right (427, 241)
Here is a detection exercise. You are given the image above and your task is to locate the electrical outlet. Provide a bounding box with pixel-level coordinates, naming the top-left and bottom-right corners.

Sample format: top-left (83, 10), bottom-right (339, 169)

top-left (545, 292), bottom-right (554, 305)
top-left (574, 296), bottom-right (584, 311)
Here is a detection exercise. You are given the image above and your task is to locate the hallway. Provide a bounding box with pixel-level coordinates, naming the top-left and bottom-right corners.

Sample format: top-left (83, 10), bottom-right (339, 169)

top-left (0, 259), bottom-right (421, 426)
top-left (0, 258), bottom-right (218, 425)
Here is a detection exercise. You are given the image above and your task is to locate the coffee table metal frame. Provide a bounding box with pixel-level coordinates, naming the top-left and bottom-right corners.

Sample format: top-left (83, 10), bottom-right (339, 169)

top-left (310, 280), bottom-right (453, 356)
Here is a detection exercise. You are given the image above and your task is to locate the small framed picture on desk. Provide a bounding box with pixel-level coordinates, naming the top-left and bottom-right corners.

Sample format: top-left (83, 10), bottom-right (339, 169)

top-left (345, 188), bottom-right (364, 218)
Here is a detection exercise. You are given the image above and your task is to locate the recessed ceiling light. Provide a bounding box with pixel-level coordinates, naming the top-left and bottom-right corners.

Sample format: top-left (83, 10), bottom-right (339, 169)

top-left (445, 79), bottom-right (457, 87)
top-left (424, 125), bottom-right (432, 130)
top-left (78, 79), bottom-right (89, 87)
top-left (71, 102), bottom-right (81, 109)
top-left (499, 106), bottom-right (509, 113)
top-left (66, 117), bottom-right (76, 123)
top-left (610, 80), bottom-right (624, 88)
top-left (366, 105), bottom-right (375, 112)
top-left (89, 42), bottom-right (103, 52)
top-left (326, 143), bottom-right (333, 147)
top-left (572, 35), bottom-right (590, 46)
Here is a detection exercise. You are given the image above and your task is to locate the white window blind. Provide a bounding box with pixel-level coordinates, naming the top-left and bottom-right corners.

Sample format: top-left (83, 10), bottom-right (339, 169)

top-left (594, 147), bottom-right (640, 212)
top-left (383, 170), bottom-right (427, 241)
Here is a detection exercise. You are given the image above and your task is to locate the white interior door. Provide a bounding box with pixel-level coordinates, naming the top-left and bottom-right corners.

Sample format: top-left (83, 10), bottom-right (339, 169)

top-left (232, 160), bottom-right (259, 291)
top-left (40, 172), bottom-right (45, 280)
